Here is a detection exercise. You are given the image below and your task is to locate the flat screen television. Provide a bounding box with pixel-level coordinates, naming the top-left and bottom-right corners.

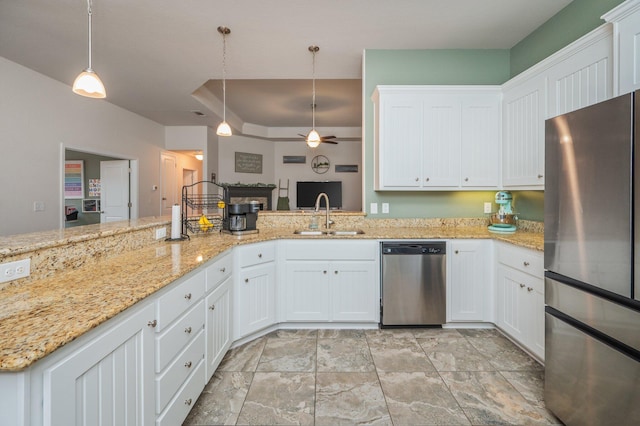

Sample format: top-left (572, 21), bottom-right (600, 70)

top-left (296, 181), bottom-right (342, 210)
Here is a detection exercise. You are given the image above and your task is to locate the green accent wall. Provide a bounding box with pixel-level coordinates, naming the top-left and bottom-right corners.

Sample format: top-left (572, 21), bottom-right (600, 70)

top-left (510, 0), bottom-right (624, 76)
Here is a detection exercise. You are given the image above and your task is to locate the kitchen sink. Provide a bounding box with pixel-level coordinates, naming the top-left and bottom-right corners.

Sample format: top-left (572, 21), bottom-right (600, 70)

top-left (293, 229), bottom-right (365, 236)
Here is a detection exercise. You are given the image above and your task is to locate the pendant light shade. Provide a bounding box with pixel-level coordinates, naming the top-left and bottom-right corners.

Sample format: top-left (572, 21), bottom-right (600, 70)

top-left (216, 26), bottom-right (232, 137)
top-left (306, 45), bottom-right (321, 148)
top-left (73, 0), bottom-right (106, 99)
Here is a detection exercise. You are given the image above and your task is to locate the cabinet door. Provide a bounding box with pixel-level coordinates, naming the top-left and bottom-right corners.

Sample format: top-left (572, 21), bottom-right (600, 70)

top-left (205, 276), bottom-right (232, 380)
top-left (376, 93), bottom-right (423, 188)
top-left (330, 261), bottom-right (378, 322)
top-left (496, 265), bottom-right (527, 342)
top-left (449, 240), bottom-right (490, 322)
top-left (546, 33), bottom-right (612, 118)
top-left (284, 261), bottom-right (330, 321)
top-left (461, 95), bottom-right (500, 188)
top-left (502, 76), bottom-right (546, 187)
top-left (422, 95), bottom-right (461, 187)
top-left (618, 7), bottom-right (640, 95)
top-left (234, 262), bottom-right (275, 339)
top-left (44, 303), bottom-right (155, 426)
top-left (529, 285), bottom-right (545, 360)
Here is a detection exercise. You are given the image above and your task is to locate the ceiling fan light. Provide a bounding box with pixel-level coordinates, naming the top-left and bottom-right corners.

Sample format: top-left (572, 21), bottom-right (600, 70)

top-left (216, 120), bottom-right (232, 136)
top-left (306, 129), bottom-right (321, 148)
top-left (72, 69), bottom-right (106, 98)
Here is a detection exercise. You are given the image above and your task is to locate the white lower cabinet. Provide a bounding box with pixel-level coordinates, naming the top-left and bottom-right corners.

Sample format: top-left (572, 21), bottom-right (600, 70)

top-left (233, 242), bottom-right (276, 340)
top-left (205, 276), bottom-right (232, 380)
top-left (282, 240), bottom-right (379, 323)
top-left (448, 240), bottom-right (493, 322)
top-left (495, 242), bottom-right (544, 360)
top-left (42, 303), bottom-right (156, 426)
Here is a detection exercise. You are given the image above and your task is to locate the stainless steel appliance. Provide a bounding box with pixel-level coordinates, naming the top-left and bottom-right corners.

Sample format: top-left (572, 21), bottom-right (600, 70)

top-left (380, 242), bottom-right (446, 326)
top-left (544, 91), bottom-right (640, 425)
top-left (224, 202), bottom-right (259, 235)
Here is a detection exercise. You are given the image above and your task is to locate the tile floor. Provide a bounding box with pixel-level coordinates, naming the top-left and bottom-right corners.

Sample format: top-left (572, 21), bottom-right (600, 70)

top-left (183, 328), bottom-right (561, 425)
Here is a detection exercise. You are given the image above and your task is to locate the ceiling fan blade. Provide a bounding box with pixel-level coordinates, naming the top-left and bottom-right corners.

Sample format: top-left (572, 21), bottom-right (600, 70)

top-left (322, 140), bottom-right (339, 144)
top-left (322, 135), bottom-right (337, 139)
top-left (297, 133), bottom-right (307, 138)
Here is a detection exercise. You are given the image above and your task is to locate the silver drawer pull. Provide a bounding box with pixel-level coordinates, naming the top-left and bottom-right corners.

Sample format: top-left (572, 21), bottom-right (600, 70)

top-left (538, 174), bottom-right (544, 179)
top-left (209, 304), bottom-right (216, 310)
top-left (527, 287), bottom-right (534, 292)
top-left (519, 284), bottom-right (526, 288)
top-left (184, 326), bottom-right (192, 334)
top-left (184, 293), bottom-right (192, 300)
top-left (425, 177), bottom-right (430, 182)
top-left (185, 398), bottom-right (192, 406)
top-left (185, 361), bottom-right (192, 368)
top-left (455, 250), bottom-right (459, 254)
top-left (258, 253), bottom-right (262, 258)
top-left (464, 177), bottom-right (469, 182)
top-left (147, 320), bottom-right (157, 328)
top-left (220, 267), bottom-right (226, 273)
top-left (415, 177), bottom-right (419, 182)
top-left (323, 270), bottom-right (327, 274)
top-left (334, 271), bottom-right (338, 274)
top-left (245, 278), bottom-right (249, 283)
top-left (523, 261), bottom-right (530, 267)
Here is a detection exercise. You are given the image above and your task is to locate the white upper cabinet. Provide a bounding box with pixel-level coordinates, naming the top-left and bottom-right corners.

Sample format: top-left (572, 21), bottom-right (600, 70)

top-left (373, 86), bottom-right (501, 191)
top-left (603, 0), bottom-right (640, 95)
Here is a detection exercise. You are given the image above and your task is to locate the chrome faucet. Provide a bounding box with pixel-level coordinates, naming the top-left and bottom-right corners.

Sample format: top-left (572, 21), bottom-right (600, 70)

top-left (314, 192), bottom-right (333, 229)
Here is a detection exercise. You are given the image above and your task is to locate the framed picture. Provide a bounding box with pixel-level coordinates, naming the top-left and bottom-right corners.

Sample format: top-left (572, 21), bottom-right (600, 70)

top-left (64, 160), bottom-right (84, 199)
top-left (82, 199), bottom-right (100, 213)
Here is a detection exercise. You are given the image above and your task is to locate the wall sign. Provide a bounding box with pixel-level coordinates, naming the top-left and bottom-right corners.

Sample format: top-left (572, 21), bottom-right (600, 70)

top-left (335, 164), bottom-right (358, 173)
top-left (64, 160), bottom-right (84, 199)
top-left (235, 152), bottom-right (263, 174)
top-left (283, 155), bottom-right (306, 164)
top-left (311, 155), bottom-right (330, 174)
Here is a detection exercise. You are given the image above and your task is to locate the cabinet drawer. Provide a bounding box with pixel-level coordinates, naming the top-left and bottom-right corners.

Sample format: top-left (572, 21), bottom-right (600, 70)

top-left (496, 243), bottom-right (543, 278)
top-left (237, 242), bottom-right (275, 268)
top-left (206, 253), bottom-right (232, 292)
top-left (156, 329), bottom-right (205, 412)
top-left (156, 270), bottom-right (205, 331)
top-left (283, 240), bottom-right (378, 261)
top-left (156, 358), bottom-right (205, 426)
top-left (156, 301), bottom-right (205, 372)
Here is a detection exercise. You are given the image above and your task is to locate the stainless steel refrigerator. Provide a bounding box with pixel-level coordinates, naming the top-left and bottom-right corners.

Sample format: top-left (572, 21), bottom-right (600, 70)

top-left (544, 91), bottom-right (640, 425)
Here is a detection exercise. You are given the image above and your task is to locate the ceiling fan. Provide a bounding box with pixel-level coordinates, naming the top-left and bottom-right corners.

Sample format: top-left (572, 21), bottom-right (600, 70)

top-left (297, 133), bottom-right (338, 144)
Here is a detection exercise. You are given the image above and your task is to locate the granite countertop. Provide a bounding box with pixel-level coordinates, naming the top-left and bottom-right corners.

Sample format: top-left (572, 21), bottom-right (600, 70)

top-left (0, 226), bottom-right (542, 372)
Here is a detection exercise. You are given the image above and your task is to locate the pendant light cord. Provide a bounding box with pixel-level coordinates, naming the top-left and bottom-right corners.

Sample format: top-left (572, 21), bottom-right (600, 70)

top-left (311, 48), bottom-right (316, 129)
top-left (87, 0), bottom-right (93, 71)
top-left (221, 29), bottom-right (227, 123)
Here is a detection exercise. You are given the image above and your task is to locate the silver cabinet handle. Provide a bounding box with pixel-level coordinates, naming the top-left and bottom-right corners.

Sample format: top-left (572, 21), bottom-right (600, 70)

top-left (184, 326), bottom-right (192, 334)
top-left (220, 267), bottom-right (226, 273)
top-left (334, 270), bottom-right (338, 274)
top-left (538, 174), bottom-right (544, 179)
top-left (519, 283), bottom-right (526, 288)
top-left (209, 304), bottom-right (216, 310)
top-left (464, 177), bottom-right (469, 182)
top-left (425, 177), bottom-right (430, 182)
top-left (523, 261), bottom-right (530, 266)
top-left (455, 250), bottom-right (459, 254)
top-left (184, 293), bottom-right (192, 300)
top-left (323, 270), bottom-right (327, 274)
top-left (245, 278), bottom-right (249, 283)
top-left (527, 287), bottom-right (534, 292)
top-left (147, 320), bottom-right (157, 328)
top-left (258, 253), bottom-right (262, 258)
top-left (185, 361), bottom-right (192, 368)
top-left (415, 177), bottom-right (419, 182)
top-left (185, 398), bottom-right (192, 406)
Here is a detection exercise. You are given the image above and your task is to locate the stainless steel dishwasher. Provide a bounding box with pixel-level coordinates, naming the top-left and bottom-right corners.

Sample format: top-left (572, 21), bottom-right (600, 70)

top-left (380, 241), bottom-right (446, 326)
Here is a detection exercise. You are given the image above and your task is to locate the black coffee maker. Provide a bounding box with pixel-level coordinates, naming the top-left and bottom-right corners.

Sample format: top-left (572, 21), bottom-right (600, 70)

top-left (225, 202), bottom-right (259, 234)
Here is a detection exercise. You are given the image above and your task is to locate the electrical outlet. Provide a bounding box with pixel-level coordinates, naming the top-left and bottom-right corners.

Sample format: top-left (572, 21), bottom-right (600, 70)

top-left (484, 202), bottom-right (493, 214)
top-left (370, 203), bottom-right (378, 214)
top-left (155, 227), bottom-right (167, 240)
top-left (0, 259), bottom-right (31, 283)
top-left (382, 203), bottom-right (390, 214)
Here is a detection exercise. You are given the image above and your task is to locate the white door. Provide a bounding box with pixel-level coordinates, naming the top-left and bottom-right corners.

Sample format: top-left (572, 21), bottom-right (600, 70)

top-left (100, 160), bottom-right (130, 223)
top-left (161, 153), bottom-right (177, 215)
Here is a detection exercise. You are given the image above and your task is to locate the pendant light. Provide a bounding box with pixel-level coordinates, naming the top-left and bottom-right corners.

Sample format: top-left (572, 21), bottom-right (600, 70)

top-left (216, 26), bottom-right (232, 137)
top-left (72, 0), bottom-right (106, 99)
top-left (306, 46), bottom-right (321, 148)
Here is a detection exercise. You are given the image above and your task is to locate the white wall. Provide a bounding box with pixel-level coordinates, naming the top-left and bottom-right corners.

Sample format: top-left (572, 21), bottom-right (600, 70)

top-left (273, 140), bottom-right (362, 211)
top-left (217, 135), bottom-right (276, 185)
top-left (0, 57), bottom-right (167, 236)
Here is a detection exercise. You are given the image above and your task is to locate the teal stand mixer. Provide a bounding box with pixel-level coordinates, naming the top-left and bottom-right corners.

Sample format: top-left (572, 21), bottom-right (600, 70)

top-left (488, 191), bottom-right (517, 233)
